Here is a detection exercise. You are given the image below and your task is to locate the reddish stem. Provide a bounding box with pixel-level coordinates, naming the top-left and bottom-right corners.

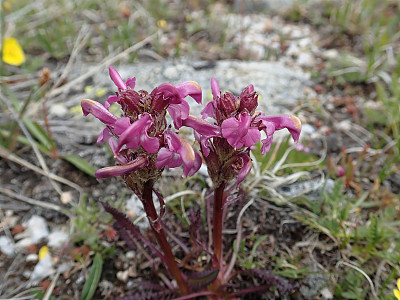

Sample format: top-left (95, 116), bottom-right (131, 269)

top-left (212, 182), bottom-right (226, 265)
top-left (142, 181), bottom-right (188, 295)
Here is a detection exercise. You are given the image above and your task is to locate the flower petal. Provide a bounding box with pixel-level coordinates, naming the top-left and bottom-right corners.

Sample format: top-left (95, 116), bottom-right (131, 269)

top-left (105, 95), bottom-right (119, 110)
top-left (81, 99), bottom-right (117, 126)
top-left (398, 278), bottom-right (400, 291)
top-left (109, 66), bottom-right (126, 90)
top-left (155, 147), bottom-right (182, 169)
top-left (156, 83), bottom-right (181, 104)
top-left (140, 131), bottom-right (160, 153)
top-left (2, 37), bottom-right (25, 66)
top-left (168, 101), bottom-right (190, 129)
top-left (117, 114), bottom-right (154, 152)
top-left (125, 77), bottom-right (136, 89)
top-left (236, 153), bottom-right (252, 186)
top-left (201, 100), bottom-right (216, 119)
top-left (194, 131), bottom-right (212, 157)
top-left (95, 155), bottom-right (147, 178)
top-left (256, 114), bottom-right (302, 143)
top-left (242, 127), bottom-right (261, 148)
top-left (182, 115), bottom-right (221, 136)
top-left (114, 117), bottom-right (131, 135)
top-left (394, 289), bottom-right (400, 300)
top-left (221, 113), bottom-right (251, 148)
top-left (97, 127), bottom-right (113, 143)
top-left (163, 131), bottom-right (198, 177)
top-left (176, 81), bottom-right (202, 104)
top-left (211, 78), bottom-right (220, 101)
top-left (108, 138), bottom-right (127, 164)
top-left (186, 151), bottom-right (202, 177)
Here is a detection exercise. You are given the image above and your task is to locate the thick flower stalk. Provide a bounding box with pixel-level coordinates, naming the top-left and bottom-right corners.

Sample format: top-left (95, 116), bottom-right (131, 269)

top-left (81, 67), bottom-right (205, 294)
top-left (184, 78), bottom-right (302, 267)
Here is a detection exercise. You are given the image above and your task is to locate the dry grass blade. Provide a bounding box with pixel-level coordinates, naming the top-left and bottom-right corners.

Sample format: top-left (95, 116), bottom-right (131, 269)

top-left (336, 261), bottom-right (379, 300)
top-left (0, 187), bottom-right (70, 217)
top-left (48, 32), bottom-right (159, 98)
top-left (0, 92), bottom-right (63, 196)
top-left (0, 146), bottom-right (82, 195)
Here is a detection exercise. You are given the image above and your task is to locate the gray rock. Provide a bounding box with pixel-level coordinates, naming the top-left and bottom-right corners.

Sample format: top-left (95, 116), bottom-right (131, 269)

top-left (94, 60), bottom-right (310, 115)
top-left (277, 178), bottom-right (335, 201)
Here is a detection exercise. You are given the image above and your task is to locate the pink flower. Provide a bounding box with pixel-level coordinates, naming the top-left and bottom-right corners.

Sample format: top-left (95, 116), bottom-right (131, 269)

top-left (81, 99), bottom-right (117, 126)
top-left (81, 66), bottom-right (204, 181)
top-left (156, 131), bottom-right (202, 177)
top-left (95, 155), bottom-right (148, 179)
top-left (255, 114), bottom-right (302, 154)
top-left (193, 78), bottom-right (302, 186)
top-left (114, 114), bottom-right (160, 154)
top-left (221, 112), bottom-right (260, 148)
top-left (109, 66), bottom-right (136, 90)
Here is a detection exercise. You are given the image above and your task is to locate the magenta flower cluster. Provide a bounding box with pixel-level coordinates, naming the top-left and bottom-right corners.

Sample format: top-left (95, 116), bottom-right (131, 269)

top-left (182, 78), bottom-right (301, 186)
top-left (82, 67), bottom-right (301, 189)
top-left (81, 67), bottom-right (207, 188)
top-left (81, 67), bottom-right (302, 297)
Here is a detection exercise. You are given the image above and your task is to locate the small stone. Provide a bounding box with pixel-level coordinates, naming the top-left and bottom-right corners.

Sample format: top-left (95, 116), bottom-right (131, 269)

top-left (15, 215), bottom-right (49, 248)
top-left (298, 52), bottom-right (314, 67)
top-left (48, 230), bottom-right (69, 248)
top-left (336, 120), bottom-right (352, 131)
top-left (60, 191), bottom-right (73, 204)
top-left (26, 253), bottom-right (39, 262)
top-left (117, 270), bottom-right (129, 282)
top-left (301, 123), bottom-right (316, 134)
top-left (30, 254), bottom-right (54, 281)
top-left (321, 287), bottom-right (333, 299)
top-left (323, 49), bottom-right (339, 60)
top-left (49, 103), bottom-right (68, 117)
top-left (0, 236), bottom-right (15, 256)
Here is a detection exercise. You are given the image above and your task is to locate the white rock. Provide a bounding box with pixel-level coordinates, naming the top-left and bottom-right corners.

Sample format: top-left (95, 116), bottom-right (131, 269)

top-left (323, 49), bottom-right (339, 60)
top-left (126, 194), bottom-right (144, 216)
top-left (0, 236), bottom-right (15, 256)
top-left (30, 254), bottom-right (54, 281)
top-left (298, 52), bottom-right (314, 67)
top-left (15, 215), bottom-right (49, 248)
top-left (117, 270), bottom-right (129, 282)
top-left (336, 120), bottom-right (352, 131)
top-left (48, 230), bottom-right (69, 248)
top-left (321, 287), bottom-right (333, 299)
top-left (26, 253), bottom-right (39, 262)
top-left (301, 123), bottom-right (316, 134)
top-left (49, 103), bottom-right (68, 117)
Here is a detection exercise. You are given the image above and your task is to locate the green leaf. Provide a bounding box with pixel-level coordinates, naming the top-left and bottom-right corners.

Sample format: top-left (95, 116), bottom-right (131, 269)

top-left (62, 154), bottom-right (97, 177)
top-left (81, 253), bottom-right (103, 300)
top-left (23, 119), bottom-right (55, 151)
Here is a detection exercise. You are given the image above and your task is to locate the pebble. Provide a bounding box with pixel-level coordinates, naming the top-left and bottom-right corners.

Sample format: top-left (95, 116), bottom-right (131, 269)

top-left (48, 230), bottom-right (69, 248)
top-left (15, 215), bottom-right (49, 248)
top-left (30, 254), bottom-right (54, 282)
top-left (117, 270), bottom-right (129, 282)
top-left (49, 103), bottom-right (68, 118)
top-left (301, 123), bottom-right (316, 135)
top-left (26, 253), bottom-right (39, 262)
top-left (0, 235), bottom-right (15, 256)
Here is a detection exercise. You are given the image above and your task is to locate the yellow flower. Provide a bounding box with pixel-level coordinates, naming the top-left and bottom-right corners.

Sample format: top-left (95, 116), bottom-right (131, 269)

top-left (157, 19), bottom-right (167, 29)
top-left (0, 1), bottom-right (12, 11)
top-left (2, 37), bottom-right (26, 66)
top-left (38, 246), bottom-right (49, 260)
top-left (394, 278), bottom-right (400, 300)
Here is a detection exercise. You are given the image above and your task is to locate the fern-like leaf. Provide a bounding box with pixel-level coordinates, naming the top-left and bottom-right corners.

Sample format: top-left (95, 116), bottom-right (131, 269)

top-left (101, 201), bottom-right (165, 262)
top-left (248, 268), bottom-right (296, 293)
